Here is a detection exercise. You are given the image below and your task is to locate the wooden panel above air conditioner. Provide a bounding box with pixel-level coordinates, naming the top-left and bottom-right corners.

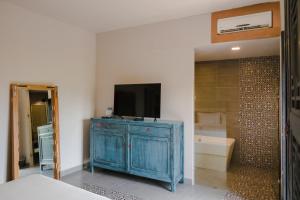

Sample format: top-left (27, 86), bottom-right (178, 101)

top-left (211, 2), bottom-right (281, 43)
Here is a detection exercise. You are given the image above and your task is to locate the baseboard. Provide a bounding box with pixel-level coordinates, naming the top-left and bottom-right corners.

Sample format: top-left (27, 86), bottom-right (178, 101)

top-left (184, 178), bottom-right (193, 185)
top-left (61, 160), bottom-right (89, 177)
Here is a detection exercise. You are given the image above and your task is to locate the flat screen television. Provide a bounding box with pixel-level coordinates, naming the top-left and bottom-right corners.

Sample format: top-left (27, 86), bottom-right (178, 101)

top-left (114, 83), bottom-right (161, 118)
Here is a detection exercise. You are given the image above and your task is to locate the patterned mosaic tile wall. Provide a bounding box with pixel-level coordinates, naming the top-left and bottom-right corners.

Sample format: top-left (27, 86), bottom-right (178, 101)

top-left (239, 56), bottom-right (280, 168)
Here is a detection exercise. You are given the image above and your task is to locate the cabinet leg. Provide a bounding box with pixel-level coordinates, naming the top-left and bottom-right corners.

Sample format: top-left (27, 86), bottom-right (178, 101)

top-left (179, 177), bottom-right (184, 184)
top-left (170, 183), bottom-right (176, 192)
top-left (90, 165), bottom-right (94, 174)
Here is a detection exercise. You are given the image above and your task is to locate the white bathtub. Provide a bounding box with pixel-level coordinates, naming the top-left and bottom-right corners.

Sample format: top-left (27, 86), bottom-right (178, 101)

top-left (194, 135), bottom-right (235, 172)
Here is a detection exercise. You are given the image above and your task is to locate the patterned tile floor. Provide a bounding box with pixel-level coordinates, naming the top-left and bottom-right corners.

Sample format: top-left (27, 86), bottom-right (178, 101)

top-left (196, 165), bottom-right (279, 200)
top-left (63, 169), bottom-right (228, 200)
top-left (224, 166), bottom-right (278, 200)
top-left (62, 165), bottom-right (279, 200)
top-left (81, 182), bottom-right (144, 200)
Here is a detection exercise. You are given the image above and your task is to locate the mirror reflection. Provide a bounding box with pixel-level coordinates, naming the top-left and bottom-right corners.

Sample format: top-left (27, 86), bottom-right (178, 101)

top-left (18, 88), bottom-right (54, 178)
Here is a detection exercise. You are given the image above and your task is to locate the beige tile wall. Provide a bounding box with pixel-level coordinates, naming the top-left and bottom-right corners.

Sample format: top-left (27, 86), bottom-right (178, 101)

top-left (195, 59), bottom-right (240, 162)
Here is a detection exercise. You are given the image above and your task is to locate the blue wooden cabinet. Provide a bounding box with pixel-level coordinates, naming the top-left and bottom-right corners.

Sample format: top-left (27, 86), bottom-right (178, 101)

top-left (90, 118), bottom-right (184, 192)
top-left (37, 124), bottom-right (54, 171)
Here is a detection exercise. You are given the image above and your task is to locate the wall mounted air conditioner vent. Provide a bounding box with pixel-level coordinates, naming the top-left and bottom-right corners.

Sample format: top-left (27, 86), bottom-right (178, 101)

top-left (217, 11), bottom-right (273, 34)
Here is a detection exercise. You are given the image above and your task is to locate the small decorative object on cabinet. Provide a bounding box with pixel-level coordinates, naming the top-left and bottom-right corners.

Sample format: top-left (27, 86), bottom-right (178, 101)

top-left (90, 118), bottom-right (184, 192)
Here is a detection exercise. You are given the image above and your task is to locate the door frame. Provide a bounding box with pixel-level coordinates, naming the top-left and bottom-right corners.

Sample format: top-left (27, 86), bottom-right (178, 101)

top-left (280, 30), bottom-right (288, 200)
top-left (283, 0), bottom-right (300, 198)
top-left (10, 83), bottom-right (61, 180)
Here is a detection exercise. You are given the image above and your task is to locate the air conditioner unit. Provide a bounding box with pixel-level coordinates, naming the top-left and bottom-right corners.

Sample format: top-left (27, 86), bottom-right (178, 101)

top-left (217, 11), bottom-right (273, 34)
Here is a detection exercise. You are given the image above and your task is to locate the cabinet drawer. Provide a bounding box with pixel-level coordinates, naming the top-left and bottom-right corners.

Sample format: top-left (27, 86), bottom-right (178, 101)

top-left (129, 125), bottom-right (171, 138)
top-left (93, 122), bottom-right (126, 133)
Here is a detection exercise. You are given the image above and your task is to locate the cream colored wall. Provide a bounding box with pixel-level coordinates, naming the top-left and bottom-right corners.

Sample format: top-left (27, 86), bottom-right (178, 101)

top-left (96, 14), bottom-right (211, 181)
top-left (0, 2), bottom-right (96, 183)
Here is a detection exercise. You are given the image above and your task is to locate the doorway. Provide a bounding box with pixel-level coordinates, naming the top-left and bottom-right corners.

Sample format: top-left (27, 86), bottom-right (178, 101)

top-left (194, 38), bottom-right (281, 199)
top-left (18, 90), bottom-right (53, 177)
top-left (10, 84), bottom-right (61, 180)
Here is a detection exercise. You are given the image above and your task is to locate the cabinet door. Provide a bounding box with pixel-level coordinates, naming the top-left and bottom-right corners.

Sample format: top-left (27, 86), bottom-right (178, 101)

top-left (38, 125), bottom-right (54, 166)
top-left (93, 131), bottom-right (126, 170)
top-left (39, 133), bottom-right (54, 164)
top-left (128, 134), bottom-right (170, 180)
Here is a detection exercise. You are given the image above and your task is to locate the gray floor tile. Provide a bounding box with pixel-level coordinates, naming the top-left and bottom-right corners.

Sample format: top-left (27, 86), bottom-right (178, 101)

top-left (62, 169), bottom-right (227, 200)
top-left (62, 165), bottom-right (278, 200)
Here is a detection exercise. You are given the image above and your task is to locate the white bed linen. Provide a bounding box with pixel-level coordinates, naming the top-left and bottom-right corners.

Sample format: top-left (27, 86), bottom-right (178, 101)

top-left (194, 124), bottom-right (226, 138)
top-left (0, 174), bottom-right (110, 200)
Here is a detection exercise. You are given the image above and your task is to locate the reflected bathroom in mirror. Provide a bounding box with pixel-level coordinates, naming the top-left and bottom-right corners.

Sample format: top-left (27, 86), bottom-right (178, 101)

top-left (10, 84), bottom-right (61, 180)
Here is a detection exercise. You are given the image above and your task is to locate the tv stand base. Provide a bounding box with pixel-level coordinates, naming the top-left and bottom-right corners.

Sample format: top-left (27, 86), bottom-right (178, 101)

top-left (133, 117), bottom-right (144, 121)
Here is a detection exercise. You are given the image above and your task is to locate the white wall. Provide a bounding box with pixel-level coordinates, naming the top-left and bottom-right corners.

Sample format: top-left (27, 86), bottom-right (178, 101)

top-left (0, 2), bottom-right (96, 183)
top-left (96, 14), bottom-right (210, 181)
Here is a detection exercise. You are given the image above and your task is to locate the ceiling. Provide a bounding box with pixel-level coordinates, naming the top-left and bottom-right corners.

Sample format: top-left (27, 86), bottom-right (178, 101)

top-left (3, 0), bottom-right (277, 33)
top-left (195, 37), bottom-right (280, 62)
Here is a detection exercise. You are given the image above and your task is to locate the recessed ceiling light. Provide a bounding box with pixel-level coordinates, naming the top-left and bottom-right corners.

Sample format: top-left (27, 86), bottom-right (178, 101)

top-left (231, 46), bottom-right (240, 51)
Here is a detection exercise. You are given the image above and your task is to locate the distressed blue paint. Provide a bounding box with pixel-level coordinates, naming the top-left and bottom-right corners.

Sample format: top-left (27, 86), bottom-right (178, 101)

top-left (94, 130), bottom-right (126, 170)
top-left (37, 124), bottom-right (54, 171)
top-left (129, 135), bottom-right (170, 178)
top-left (90, 118), bottom-right (184, 192)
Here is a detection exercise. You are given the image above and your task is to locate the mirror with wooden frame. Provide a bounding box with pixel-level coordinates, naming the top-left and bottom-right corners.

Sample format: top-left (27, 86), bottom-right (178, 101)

top-left (10, 84), bottom-right (61, 180)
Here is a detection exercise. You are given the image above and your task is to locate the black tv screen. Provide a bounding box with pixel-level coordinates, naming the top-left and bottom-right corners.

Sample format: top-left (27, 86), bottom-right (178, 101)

top-left (114, 83), bottom-right (161, 118)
